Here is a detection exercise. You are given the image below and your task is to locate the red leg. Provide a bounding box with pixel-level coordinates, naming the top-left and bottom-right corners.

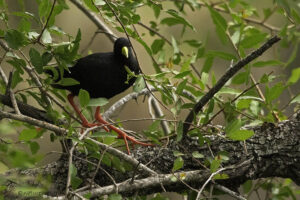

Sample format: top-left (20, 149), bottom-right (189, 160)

top-left (94, 106), bottom-right (153, 154)
top-left (67, 94), bottom-right (109, 131)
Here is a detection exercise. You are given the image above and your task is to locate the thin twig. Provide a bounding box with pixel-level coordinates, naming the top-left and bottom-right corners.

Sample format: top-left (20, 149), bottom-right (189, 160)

top-left (214, 184), bottom-right (247, 200)
top-left (0, 51), bottom-right (8, 84)
top-left (7, 72), bottom-right (21, 115)
top-left (37, 0), bottom-right (57, 42)
top-left (137, 22), bottom-right (202, 78)
top-left (65, 126), bottom-right (97, 196)
top-left (203, 83), bottom-right (259, 127)
top-left (103, 85), bottom-right (196, 119)
top-left (0, 109), bottom-right (66, 134)
top-left (85, 137), bottom-right (157, 175)
top-left (149, 96), bottom-right (171, 135)
top-left (69, 0), bottom-right (116, 43)
top-left (17, 50), bottom-right (52, 106)
top-left (91, 146), bottom-right (108, 183)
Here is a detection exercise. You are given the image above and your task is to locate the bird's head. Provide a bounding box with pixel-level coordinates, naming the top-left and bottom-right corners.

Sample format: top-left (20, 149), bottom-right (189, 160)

top-left (114, 37), bottom-right (131, 60)
top-left (114, 37), bottom-right (140, 76)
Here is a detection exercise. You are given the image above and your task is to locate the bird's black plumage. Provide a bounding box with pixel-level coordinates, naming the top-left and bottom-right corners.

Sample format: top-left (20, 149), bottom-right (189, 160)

top-left (49, 37), bottom-right (139, 98)
top-left (45, 37), bottom-right (152, 154)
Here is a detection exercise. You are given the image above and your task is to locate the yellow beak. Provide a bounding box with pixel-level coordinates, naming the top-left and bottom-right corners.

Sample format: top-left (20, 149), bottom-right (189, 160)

top-left (122, 46), bottom-right (129, 58)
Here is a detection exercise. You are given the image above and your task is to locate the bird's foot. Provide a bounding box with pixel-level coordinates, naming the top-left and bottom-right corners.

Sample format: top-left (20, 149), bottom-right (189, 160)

top-left (109, 124), bottom-right (154, 154)
top-left (94, 107), bottom-right (153, 154)
top-left (81, 121), bottom-right (110, 132)
top-left (82, 121), bottom-right (99, 128)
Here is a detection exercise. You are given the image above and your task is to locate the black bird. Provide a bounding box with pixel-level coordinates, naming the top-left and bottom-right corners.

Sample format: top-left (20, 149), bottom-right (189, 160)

top-left (47, 37), bottom-right (152, 154)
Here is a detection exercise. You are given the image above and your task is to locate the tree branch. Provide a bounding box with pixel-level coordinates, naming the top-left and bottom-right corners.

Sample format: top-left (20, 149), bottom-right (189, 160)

top-left (183, 35), bottom-right (281, 134)
top-left (69, 0), bottom-right (116, 43)
top-left (3, 111), bottom-right (299, 198)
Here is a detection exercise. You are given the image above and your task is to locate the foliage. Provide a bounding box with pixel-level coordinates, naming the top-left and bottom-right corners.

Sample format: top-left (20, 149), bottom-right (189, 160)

top-left (0, 0), bottom-right (299, 199)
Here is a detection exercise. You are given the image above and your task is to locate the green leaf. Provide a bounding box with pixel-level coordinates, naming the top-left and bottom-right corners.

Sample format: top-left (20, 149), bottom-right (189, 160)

top-left (291, 94), bottom-right (300, 104)
top-left (12, 71), bottom-right (23, 88)
top-left (88, 97), bottom-right (109, 107)
top-left (4, 29), bottom-right (28, 49)
top-left (243, 180), bottom-right (253, 194)
top-left (176, 79), bottom-right (187, 95)
top-left (71, 176), bottom-right (82, 189)
top-left (291, 8), bottom-right (300, 24)
top-left (136, 37), bottom-right (152, 56)
top-left (151, 39), bottom-right (165, 54)
top-left (207, 51), bottom-right (236, 61)
top-left (288, 67), bottom-right (300, 85)
top-left (201, 56), bottom-right (214, 73)
top-left (275, 0), bottom-right (291, 15)
top-left (183, 39), bottom-right (202, 48)
top-left (210, 159), bottom-right (221, 172)
top-left (108, 194), bottom-right (122, 200)
top-left (29, 48), bottom-right (43, 73)
top-left (18, 18), bottom-right (31, 33)
top-left (285, 43), bottom-right (298, 67)
top-left (90, 131), bottom-right (117, 138)
top-left (176, 121), bottom-right (183, 142)
top-left (213, 173), bottom-right (229, 180)
top-left (95, 0), bottom-right (105, 6)
top-left (161, 9), bottom-right (195, 31)
top-left (225, 119), bottom-right (242, 134)
top-left (160, 17), bottom-right (178, 26)
top-left (69, 164), bottom-right (82, 189)
top-left (218, 87), bottom-right (241, 95)
top-left (174, 70), bottom-right (191, 79)
top-left (57, 78), bottom-right (80, 86)
top-left (83, 0), bottom-right (98, 12)
top-left (151, 3), bottom-right (162, 18)
top-left (208, 6), bottom-right (228, 44)
top-left (265, 83), bottom-right (285, 104)
top-left (39, 0), bottom-right (51, 18)
top-left (173, 150), bottom-right (184, 157)
top-left (133, 76), bottom-right (145, 92)
top-left (227, 129), bottom-right (254, 141)
top-left (253, 60), bottom-right (283, 67)
top-left (263, 8), bottom-right (273, 20)
top-left (192, 151), bottom-right (204, 158)
top-left (19, 129), bottom-right (38, 141)
top-left (171, 36), bottom-right (180, 54)
top-left (111, 156), bottom-right (125, 172)
top-left (29, 141), bottom-right (40, 154)
top-left (197, 46), bottom-right (205, 59)
top-left (172, 156), bottom-right (184, 171)
top-left (240, 33), bottom-right (268, 49)
top-left (232, 72), bottom-right (249, 84)
top-left (41, 29), bottom-right (52, 44)
top-left (260, 73), bottom-right (276, 84)
top-left (203, 99), bottom-right (214, 124)
top-left (70, 163), bottom-right (77, 177)
top-left (42, 52), bottom-right (53, 65)
top-left (79, 89), bottom-right (90, 108)
top-left (236, 99), bottom-right (251, 110)
top-left (201, 72), bottom-right (209, 86)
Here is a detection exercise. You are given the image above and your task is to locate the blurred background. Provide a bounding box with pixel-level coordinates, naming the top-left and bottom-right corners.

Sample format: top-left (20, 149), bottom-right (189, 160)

top-left (0, 0), bottom-right (298, 199)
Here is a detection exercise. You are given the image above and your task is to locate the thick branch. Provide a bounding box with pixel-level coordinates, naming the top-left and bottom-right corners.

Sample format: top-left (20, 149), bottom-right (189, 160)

top-left (3, 112), bottom-right (299, 198)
